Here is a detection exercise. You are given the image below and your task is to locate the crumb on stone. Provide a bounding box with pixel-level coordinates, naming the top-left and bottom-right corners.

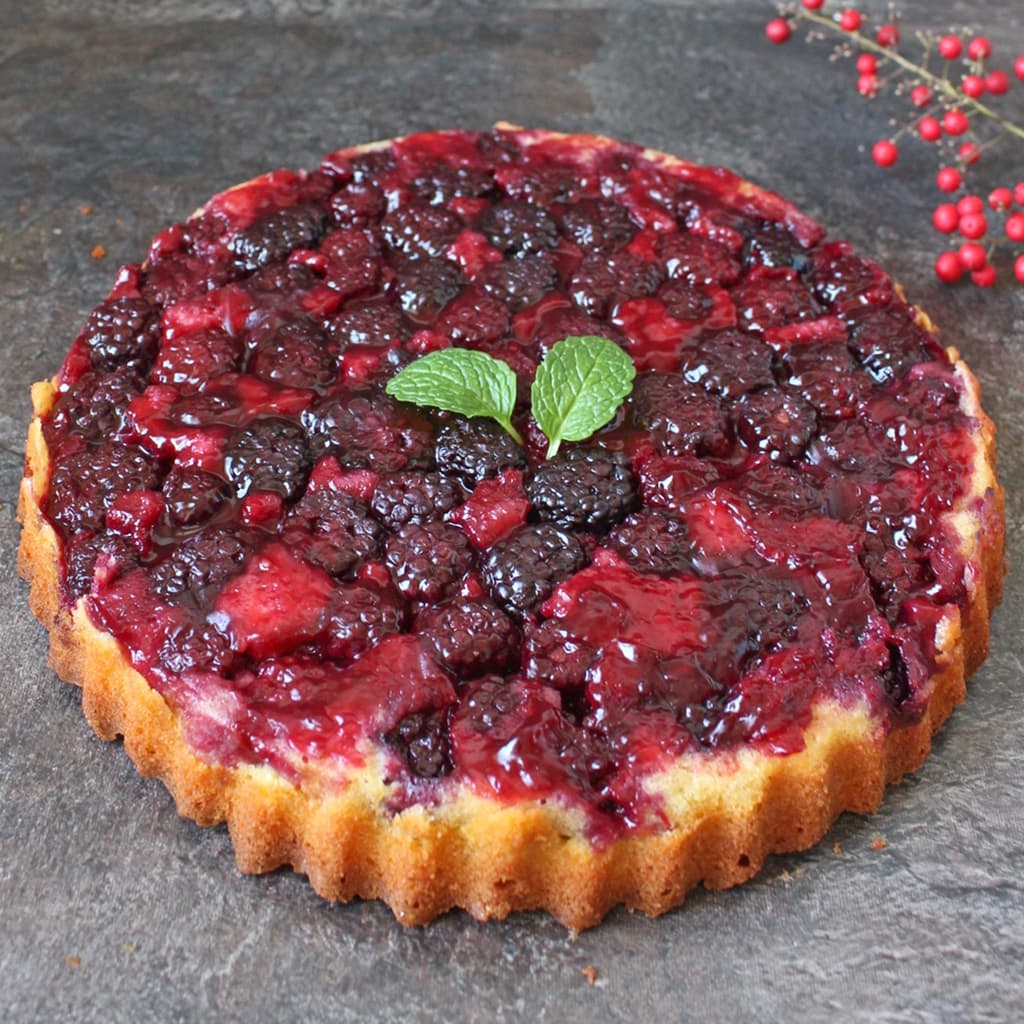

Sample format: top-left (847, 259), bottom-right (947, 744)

top-left (91, 244), bottom-right (107, 260)
top-left (581, 965), bottom-right (599, 986)
top-left (833, 841), bottom-right (843, 855)
top-left (80, 204), bottom-right (93, 216)
top-left (870, 836), bottom-right (888, 851)
top-left (66, 955), bottom-right (81, 970)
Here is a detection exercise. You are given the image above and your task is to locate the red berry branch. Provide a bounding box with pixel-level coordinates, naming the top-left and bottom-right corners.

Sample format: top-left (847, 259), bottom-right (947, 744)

top-left (765, 1), bottom-right (1024, 287)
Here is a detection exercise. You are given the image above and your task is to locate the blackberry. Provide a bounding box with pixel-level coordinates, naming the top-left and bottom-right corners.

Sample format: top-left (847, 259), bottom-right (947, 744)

top-left (224, 418), bottom-right (311, 501)
top-left (477, 200), bottom-right (558, 256)
top-left (412, 165), bottom-right (495, 205)
top-left (809, 243), bottom-right (892, 309)
top-left (418, 598), bottom-right (519, 677)
top-left (568, 252), bottom-right (664, 317)
top-left (384, 708), bottom-right (451, 779)
top-left (608, 509), bottom-right (696, 576)
top-left (533, 309), bottom-right (620, 354)
top-left (228, 203), bottom-right (327, 271)
top-left (482, 523), bottom-right (588, 615)
top-left (734, 461), bottom-right (823, 516)
top-left (732, 268), bottom-right (819, 333)
top-left (860, 536), bottom-right (933, 626)
top-left (370, 471), bottom-right (463, 529)
top-left (783, 343), bottom-right (867, 421)
top-left (436, 290), bottom-right (510, 347)
top-left (328, 182), bottom-right (384, 228)
top-left (48, 442), bottom-right (159, 536)
top-left (477, 255), bottom-right (557, 311)
top-left (680, 329), bottom-right (775, 399)
top-left (348, 149), bottom-right (397, 185)
top-left (324, 583), bottom-right (404, 661)
top-left (741, 222), bottom-right (812, 272)
top-left (629, 372), bottom-right (731, 457)
top-left (82, 296), bottom-right (160, 372)
top-left (49, 367), bottom-right (143, 441)
top-left (302, 391), bottom-right (434, 472)
top-left (657, 232), bottom-right (741, 286)
top-left (845, 304), bottom-right (937, 385)
top-left (522, 618), bottom-right (596, 689)
top-left (157, 622), bottom-right (234, 675)
top-left (65, 532), bottom-right (138, 602)
top-left (162, 465), bottom-right (230, 526)
top-left (496, 164), bottom-right (578, 205)
top-left (881, 645), bottom-right (911, 709)
top-left (526, 447), bottom-right (636, 532)
top-left (151, 328), bottom-right (243, 391)
top-left (732, 387), bottom-right (818, 461)
top-left (325, 301), bottom-right (410, 349)
top-left (717, 570), bottom-right (811, 657)
top-left (384, 521), bottom-right (473, 602)
top-left (139, 253), bottom-right (235, 307)
top-left (284, 488), bottom-right (381, 578)
top-left (320, 227), bottom-right (382, 262)
top-left (248, 316), bottom-right (336, 390)
top-left (152, 527), bottom-right (250, 602)
top-left (381, 202), bottom-right (460, 259)
top-left (246, 262), bottom-right (316, 293)
top-left (393, 258), bottom-right (463, 322)
top-left (560, 198), bottom-right (636, 253)
top-left (434, 417), bottom-right (527, 485)
top-left (657, 280), bottom-right (713, 321)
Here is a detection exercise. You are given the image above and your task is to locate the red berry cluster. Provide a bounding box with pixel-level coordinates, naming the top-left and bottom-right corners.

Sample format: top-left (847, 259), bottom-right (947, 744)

top-left (766, 2), bottom-right (1024, 287)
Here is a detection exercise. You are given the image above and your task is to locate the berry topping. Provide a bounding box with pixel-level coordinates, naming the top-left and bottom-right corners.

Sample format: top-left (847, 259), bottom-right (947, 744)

top-left (284, 488), bottom-right (381, 578)
top-left (370, 470), bottom-right (463, 529)
top-left (323, 583), bottom-right (404, 661)
top-left (561, 199), bottom-right (636, 252)
top-left (680, 329), bottom-right (774, 398)
top-left (434, 417), bottom-right (527, 485)
top-left (151, 329), bottom-right (243, 391)
top-left (162, 465), bottom-right (230, 526)
top-left (303, 391), bottom-right (434, 472)
top-left (49, 367), bottom-right (143, 441)
top-left (569, 253), bottom-right (665, 317)
top-left (248, 315), bottom-right (336, 389)
top-left (385, 709), bottom-right (451, 779)
top-left (418, 598), bottom-right (518, 677)
top-left (385, 520), bottom-right (474, 602)
top-left (381, 202), bottom-right (460, 259)
top-left (394, 259), bottom-right (464, 322)
top-left (732, 388), bottom-right (818, 461)
top-left (527, 447), bottom-right (637, 531)
top-left (326, 301), bottom-right (410, 349)
top-left (224, 418), bottom-right (312, 501)
top-left (477, 255), bottom-right (557, 311)
top-left (152, 526), bottom-right (250, 603)
top-left (48, 442), bottom-right (159, 535)
top-left (229, 203), bottom-right (327, 271)
top-left (477, 200), bottom-right (558, 256)
top-left (629, 372), bottom-right (731, 457)
top-left (608, 509), bottom-right (696, 576)
top-left (82, 297), bottom-right (160, 372)
top-left (482, 523), bottom-right (588, 615)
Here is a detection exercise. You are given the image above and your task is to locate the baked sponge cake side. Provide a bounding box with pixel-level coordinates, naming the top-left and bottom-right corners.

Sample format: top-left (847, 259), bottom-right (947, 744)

top-left (18, 125), bottom-right (1005, 929)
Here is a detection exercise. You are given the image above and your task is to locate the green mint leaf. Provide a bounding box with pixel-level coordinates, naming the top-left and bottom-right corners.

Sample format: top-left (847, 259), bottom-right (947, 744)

top-left (531, 336), bottom-right (636, 459)
top-left (385, 348), bottom-right (522, 443)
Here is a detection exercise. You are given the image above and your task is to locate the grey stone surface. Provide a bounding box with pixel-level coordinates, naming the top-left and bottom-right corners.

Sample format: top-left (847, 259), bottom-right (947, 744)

top-left (1, 2), bottom-right (1022, 1021)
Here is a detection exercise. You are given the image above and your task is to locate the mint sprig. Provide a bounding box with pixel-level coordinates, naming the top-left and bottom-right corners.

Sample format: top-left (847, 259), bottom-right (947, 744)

top-left (384, 347), bottom-right (522, 443)
top-left (385, 335), bottom-right (635, 458)
top-left (531, 336), bottom-right (635, 458)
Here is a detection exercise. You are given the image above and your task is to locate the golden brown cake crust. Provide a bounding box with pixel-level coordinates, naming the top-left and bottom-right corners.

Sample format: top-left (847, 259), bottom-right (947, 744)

top-left (17, 128), bottom-right (1005, 930)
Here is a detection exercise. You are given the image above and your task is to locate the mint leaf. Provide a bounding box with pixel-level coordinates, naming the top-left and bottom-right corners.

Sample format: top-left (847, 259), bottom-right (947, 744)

top-left (385, 348), bottom-right (522, 443)
top-left (531, 336), bottom-right (636, 459)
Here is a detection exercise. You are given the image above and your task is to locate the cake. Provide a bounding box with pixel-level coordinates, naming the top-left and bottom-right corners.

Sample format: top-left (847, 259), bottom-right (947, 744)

top-left (18, 124), bottom-right (1004, 929)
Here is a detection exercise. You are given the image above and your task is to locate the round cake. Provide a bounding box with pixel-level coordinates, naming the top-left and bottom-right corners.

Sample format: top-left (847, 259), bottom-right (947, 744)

top-left (18, 124), bottom-right (1004, 929)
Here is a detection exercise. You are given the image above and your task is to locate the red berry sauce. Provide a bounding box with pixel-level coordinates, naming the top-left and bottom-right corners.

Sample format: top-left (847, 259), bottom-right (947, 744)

top-left (40, 127), bottom-right (983, 844)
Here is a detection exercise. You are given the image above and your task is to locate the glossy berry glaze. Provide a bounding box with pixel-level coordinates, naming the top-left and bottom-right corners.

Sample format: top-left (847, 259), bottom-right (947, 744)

top-left (40, 127), bottom-right (982, 843)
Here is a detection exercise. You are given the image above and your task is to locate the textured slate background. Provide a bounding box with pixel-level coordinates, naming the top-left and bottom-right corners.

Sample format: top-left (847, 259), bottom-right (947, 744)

top-left (1, 2), bottom-right (1022, 1021)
